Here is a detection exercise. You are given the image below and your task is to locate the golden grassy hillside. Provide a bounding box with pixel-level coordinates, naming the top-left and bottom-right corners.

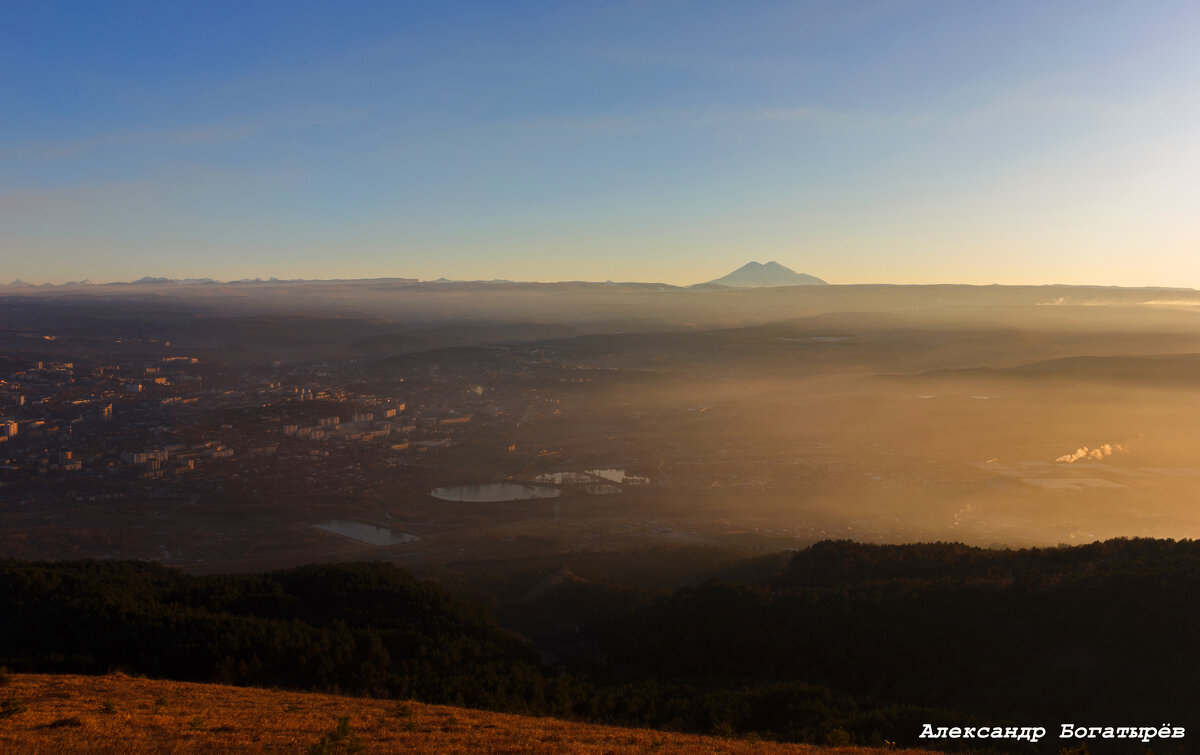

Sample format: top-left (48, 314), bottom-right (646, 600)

top-left (0, 673), bottom-right (938, 754)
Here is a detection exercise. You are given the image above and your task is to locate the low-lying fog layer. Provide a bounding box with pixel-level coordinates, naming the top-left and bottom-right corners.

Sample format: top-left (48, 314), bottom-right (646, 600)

top-left (1, 281), bottom-right (1198, 569)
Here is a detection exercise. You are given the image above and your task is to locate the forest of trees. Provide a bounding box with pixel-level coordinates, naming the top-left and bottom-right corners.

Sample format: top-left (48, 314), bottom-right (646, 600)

top-left (1, 538), bottom-right (1195, 752)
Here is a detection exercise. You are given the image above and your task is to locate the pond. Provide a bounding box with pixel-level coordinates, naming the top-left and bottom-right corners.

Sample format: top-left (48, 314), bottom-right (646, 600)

top-left (314, 520), bottom-right (420, 546)
top-left (431, 482), bottom-right (561, 502)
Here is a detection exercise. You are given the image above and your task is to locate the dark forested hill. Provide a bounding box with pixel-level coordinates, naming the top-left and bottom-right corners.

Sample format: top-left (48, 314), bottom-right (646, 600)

top-left (1, 540), bottom-right (1196, 752)
top-left (595, 538), bottom-right (1199, 751)
top-left (0, 560), bottom-right (565, 710)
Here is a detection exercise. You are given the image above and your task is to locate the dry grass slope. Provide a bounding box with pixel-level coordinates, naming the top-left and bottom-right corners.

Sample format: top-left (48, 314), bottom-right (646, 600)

top-left (0, 673), bottom-right (939, 754)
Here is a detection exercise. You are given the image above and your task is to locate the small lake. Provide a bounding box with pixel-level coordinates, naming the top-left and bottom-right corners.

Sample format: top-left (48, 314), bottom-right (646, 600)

top-left (314, 520), bottom-right (420, 546)
top-left (431, 483), bottom-right (561, 502)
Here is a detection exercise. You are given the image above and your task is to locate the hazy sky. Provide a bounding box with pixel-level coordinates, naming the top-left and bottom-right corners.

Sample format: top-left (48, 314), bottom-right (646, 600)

top-left (2, 1), bottom-right (1198, 286)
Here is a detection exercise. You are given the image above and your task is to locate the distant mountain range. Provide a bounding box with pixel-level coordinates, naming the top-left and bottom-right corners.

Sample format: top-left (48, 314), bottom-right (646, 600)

top-left (6, 264), bottom-right (830, 289)
top-left (702, 261), bottom-right (827, 288)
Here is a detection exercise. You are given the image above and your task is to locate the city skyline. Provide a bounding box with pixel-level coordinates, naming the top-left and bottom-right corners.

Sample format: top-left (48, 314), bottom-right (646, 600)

top-left (3, 1), bottom-right (1198, 288)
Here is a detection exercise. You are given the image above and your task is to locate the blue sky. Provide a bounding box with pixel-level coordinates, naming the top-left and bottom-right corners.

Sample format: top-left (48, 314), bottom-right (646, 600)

top-left (2, 1), bottom-right (1197, 285)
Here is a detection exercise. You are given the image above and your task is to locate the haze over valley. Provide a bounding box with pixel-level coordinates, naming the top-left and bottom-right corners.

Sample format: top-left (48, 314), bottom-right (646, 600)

top-left (4, 272), bottom-right (1198, 572)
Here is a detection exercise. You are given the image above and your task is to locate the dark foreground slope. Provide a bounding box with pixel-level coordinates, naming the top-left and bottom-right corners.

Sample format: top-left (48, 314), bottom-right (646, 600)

top-left (1, 541), bottom-right (1196, 752)
top-left (0, 673), bottom-right (932, 754)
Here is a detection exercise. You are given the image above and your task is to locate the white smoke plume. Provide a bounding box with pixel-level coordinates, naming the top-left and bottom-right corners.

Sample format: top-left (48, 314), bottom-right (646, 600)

top-left (1055, 443), bottom-right (1127, 463)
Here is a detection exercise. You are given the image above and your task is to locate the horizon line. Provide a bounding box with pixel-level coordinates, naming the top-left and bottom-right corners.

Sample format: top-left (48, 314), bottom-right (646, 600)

top-left (4, 276), bottom-right (1199, 292)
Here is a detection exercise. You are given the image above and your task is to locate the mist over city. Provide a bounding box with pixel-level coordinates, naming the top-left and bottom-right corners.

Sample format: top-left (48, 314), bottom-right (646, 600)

top-left (4, 271), bottom-right (1200, 565)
